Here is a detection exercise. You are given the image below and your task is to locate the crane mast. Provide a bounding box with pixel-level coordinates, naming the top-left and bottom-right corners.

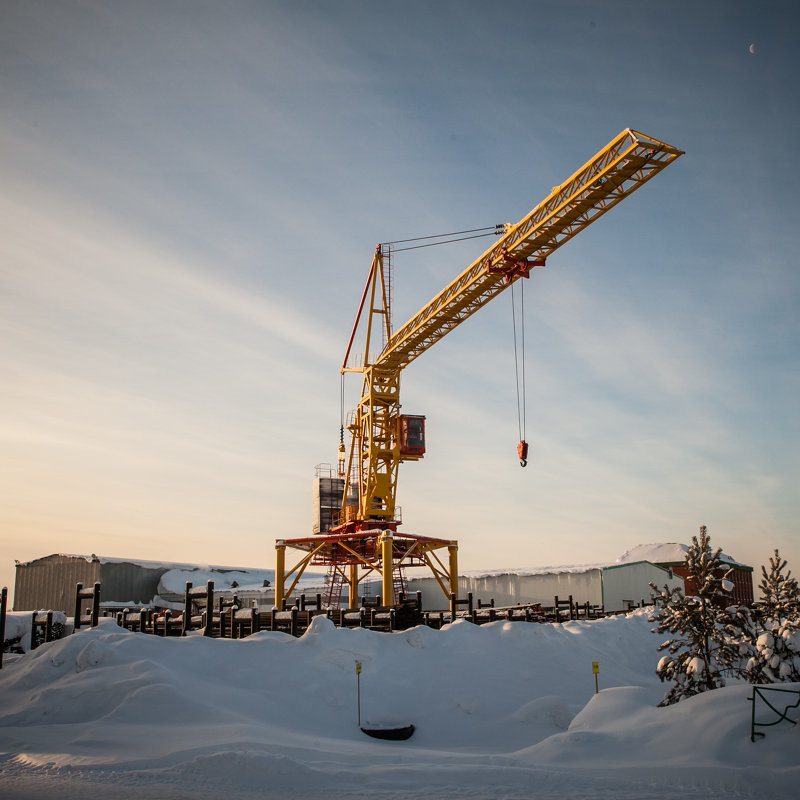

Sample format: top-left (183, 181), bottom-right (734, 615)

top-left (337, 128), bottom-right (683, 533)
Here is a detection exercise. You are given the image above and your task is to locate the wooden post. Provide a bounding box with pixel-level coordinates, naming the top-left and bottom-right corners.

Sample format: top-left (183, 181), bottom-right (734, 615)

top-left (182, 582), bottom-right (193, 635)
top-left (449, 592), bottom-right (457, 620)
top-left (74, 582), bottom-right (84, 629)
top-left (0, 586), bottom-right (7, 670)
top-left (203, 581), bottom-right (214, 637)
top-left (91, 582), bottom-right (101, 626)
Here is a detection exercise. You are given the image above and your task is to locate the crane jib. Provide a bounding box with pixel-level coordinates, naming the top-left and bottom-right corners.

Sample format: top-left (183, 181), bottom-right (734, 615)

top-left (375, 129), bottom-right (683, 374)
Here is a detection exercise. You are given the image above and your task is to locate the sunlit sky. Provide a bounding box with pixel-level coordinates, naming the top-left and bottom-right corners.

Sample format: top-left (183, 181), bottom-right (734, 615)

top-left (2, 1), bottom-right (798, 600)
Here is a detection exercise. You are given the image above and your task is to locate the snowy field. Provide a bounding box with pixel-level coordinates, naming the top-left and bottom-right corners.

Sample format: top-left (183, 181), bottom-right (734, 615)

top-left (1, 611), bottom-right (797, 799)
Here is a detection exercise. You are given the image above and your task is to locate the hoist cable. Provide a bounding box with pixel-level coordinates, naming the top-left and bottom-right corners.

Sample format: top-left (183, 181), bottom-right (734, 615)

top-left (511, 283), bottom-right (523, 443)
top-left (340, 374), bottom-right (345, 436)
top-left (388, 231), bottom-right (500, 253)
top-left (383, 225), bottom-right (505, 246)
top-left (520, 279), bottom-right (527, 441)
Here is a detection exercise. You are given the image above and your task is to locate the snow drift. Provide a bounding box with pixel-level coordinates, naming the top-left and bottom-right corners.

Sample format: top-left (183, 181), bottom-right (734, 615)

top-left (0, 610), bottom-right (797, 799)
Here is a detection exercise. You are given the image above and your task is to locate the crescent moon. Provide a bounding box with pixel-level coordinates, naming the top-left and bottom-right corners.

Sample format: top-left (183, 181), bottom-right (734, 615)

top-left (749, 43), bottom-right (756, 54)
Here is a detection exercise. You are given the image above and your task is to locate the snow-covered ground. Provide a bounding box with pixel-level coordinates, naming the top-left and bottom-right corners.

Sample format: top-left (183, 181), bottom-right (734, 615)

top-left (0, 611), bottom-right (797, 799)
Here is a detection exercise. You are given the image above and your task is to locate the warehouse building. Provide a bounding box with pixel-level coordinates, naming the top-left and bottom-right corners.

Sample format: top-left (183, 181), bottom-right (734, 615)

top-left (12, 553), bottom-right (275, 612)
top-left (407, 558), bottom-right (684, 613)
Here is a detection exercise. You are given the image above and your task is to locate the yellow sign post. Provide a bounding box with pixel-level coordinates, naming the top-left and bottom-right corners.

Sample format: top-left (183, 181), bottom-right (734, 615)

top-left (355, 661), bottom-right (362, 725)
top-left (592, 661), bottom-right (599, 694)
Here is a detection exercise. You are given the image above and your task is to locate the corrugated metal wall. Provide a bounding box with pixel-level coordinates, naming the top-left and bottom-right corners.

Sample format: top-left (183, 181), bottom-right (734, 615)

top-left (406, 570), bottom-right (603, 610)
top-left (14, 555), bottom-right (101, 611)
top-left (13, 556), bottom-right (167, 612)
top-left (98, 561), bottom-right (164, 606)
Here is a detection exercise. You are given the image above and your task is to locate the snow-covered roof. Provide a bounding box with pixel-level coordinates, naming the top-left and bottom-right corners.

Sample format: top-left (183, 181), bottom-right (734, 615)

top-left (18, 552), bottom-right (276, 571)
top-left (158, 567), bottom-right (273, 595)
top-left (462, 562), bottom-right (613, 579)
top-left (17, 553), bottom-right (327, 599)
top-left (616, 542), bottom-right (748, 568)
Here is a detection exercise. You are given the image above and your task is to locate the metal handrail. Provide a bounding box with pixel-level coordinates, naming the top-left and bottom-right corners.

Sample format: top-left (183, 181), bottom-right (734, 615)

top-left (750, 685), bottom-right (800, 742)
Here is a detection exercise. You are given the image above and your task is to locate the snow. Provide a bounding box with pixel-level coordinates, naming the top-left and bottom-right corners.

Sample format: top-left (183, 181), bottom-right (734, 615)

top-left (618, 542), bottom-right (747, 568)
top-left (157, 567), bottom-right (274, 595)
top-left (1, 610), bottom-right (797, 799)
top-left (461, 562), bottom-right (612, 578)
top-left (460, 540), bottom-right (750, 580)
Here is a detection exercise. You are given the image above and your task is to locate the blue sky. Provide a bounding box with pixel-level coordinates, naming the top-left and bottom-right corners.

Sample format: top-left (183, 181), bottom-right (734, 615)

top-left (1, 0), bottom-right (798, 599)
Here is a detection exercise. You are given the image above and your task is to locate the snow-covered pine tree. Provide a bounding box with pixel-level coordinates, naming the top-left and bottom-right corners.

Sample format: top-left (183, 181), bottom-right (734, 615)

top-left (742, 550), bottom-right (800, 684)
top-left (649, 525), bottom-right (739, 706)
top-left (757, 549), bottom-right (799, 624)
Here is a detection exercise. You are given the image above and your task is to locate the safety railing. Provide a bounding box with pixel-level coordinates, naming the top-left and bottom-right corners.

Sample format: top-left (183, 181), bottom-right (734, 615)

top-left (749, 685), bottom-right (800, 742)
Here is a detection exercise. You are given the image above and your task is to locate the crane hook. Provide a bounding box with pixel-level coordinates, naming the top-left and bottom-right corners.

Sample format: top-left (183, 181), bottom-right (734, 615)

top-left (517, 440), bottom-right (529, 468)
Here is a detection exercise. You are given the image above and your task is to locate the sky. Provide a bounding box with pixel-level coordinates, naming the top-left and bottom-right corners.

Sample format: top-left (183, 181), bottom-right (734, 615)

top-left (1, 0), bottom-right (798, 601)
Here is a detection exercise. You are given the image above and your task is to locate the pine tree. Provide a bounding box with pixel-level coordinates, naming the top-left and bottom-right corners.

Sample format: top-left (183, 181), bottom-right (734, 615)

top-left (649, 525), bottom-right (739, 706)
top-left (742, 550), bottom-right (800, 683)
top-left (757, 549), bottom-right (800, 624)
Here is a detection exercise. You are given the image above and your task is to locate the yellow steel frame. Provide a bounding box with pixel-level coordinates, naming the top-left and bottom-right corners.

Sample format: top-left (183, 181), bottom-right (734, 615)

top-left (339, 129), bottom-right (683, 529)
top-left (378, 129), bottom-right (683, 373)
top-left (274, 531), bottom-right (458, 610)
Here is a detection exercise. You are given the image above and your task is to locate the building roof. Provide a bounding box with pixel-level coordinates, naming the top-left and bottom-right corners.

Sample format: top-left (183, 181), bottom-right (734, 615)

top-left (615, 542), bottom-right (749, 569)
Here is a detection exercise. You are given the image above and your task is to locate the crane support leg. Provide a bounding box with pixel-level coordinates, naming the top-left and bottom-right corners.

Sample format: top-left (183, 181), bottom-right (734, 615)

top-left (381, 531), bottom-right (394, 607)
top-left (348, 563), bottom-right (359, 610)
top-left (448, 542), bottom-right (459, 601)
top-left (275, 541), bottom-right (286, 610)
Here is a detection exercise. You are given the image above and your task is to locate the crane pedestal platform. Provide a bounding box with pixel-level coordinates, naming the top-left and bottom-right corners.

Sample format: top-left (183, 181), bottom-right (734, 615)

top-left (275, 527), bottom-right (458, 611)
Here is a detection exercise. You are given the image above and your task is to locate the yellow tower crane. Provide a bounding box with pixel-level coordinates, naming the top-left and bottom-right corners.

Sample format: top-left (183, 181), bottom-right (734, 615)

top-left (275, 128), bottom-right (683, 612)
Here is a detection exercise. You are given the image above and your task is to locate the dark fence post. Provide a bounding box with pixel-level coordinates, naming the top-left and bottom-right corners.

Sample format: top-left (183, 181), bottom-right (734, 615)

top-left (182, 582), bottom-right (193, 635)
top-left (203, 581), bottom-right (215, 637)
top-left (74, 583), bottom-right (84, 629)
top-left (0, 586), bottom-right (7, 669)
top-left (91, 583), bottom-right (101, 627)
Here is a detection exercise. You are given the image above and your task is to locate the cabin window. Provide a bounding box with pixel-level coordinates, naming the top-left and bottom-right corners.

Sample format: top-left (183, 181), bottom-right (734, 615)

top-left (399, 415), bottom-right (426, 456)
